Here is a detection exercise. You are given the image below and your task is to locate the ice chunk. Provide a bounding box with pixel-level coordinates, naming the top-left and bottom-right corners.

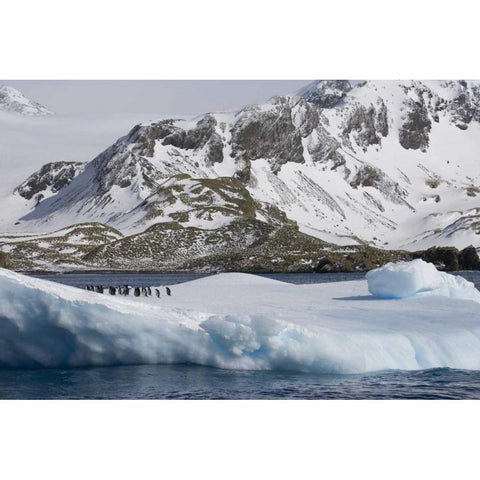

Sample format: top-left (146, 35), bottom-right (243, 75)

top-left (367, 259), bottom-right (480, 302)
top-left (366, 259), bottom-right (442, 298)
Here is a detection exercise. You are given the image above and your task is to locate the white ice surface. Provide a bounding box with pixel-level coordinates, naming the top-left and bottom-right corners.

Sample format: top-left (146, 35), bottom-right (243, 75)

top-left (1, 266), bottom-right (480, 372)
top-left (367, 259), bottom-right (480, 302)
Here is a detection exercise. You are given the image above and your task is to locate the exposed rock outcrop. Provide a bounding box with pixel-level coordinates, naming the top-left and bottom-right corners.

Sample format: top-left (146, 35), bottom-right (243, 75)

top-left (399, 98), bottom-right (432, 151)
top-left (15, 162), bottom-right (84, 202)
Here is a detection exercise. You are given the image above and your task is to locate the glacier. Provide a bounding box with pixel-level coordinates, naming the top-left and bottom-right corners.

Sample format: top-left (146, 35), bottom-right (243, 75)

top-left (0, 264), bottom-right (480, 373)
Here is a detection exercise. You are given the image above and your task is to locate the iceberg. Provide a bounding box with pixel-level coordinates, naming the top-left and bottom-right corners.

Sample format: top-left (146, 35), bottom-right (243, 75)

top-left (0, 263), bottom-right (480, 373)
top-left (366, 259), bottom-right (480, 302)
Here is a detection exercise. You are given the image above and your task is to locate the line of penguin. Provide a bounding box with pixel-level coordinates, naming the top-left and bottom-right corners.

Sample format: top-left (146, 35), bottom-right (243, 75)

top-left (85, 285), bottom-right (171, 297)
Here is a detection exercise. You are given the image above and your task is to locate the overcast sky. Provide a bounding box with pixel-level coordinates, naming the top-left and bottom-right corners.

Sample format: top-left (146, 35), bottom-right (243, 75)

top-left (1, 80), bottom-right (309, 116)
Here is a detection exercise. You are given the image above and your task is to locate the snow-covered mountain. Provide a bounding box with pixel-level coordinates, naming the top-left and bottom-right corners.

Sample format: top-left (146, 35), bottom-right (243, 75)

top-left (0, 85), bottom-right (53, 116)
top-left (2, 80), bottom-right (480, 271)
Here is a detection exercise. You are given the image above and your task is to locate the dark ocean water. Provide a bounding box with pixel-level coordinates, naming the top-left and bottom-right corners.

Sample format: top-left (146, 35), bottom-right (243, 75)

top-left (28, 270), bottom-right (480, 290)
top-left (1, 365), bottom-right (480, 400)
top-left (1, 270), bottom-right (479, 400)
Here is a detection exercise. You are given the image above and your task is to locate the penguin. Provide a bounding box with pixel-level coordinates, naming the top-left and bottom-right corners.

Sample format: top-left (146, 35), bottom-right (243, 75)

top-left (109, 286), bottom-right (116, 295)
top-left (155, 288), bottom-right (160, 298)
top-left (134, 287), bottom-right (140, 297)
top-left (166, 286), bottom-right (171, 296)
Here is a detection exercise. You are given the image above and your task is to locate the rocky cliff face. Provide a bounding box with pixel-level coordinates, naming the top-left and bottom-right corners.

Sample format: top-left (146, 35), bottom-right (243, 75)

top-left (15, 161), bottom-right (84, 204)
top-left (231, 97), bottom-right (313, 176)
top-left (298, 80), bottom-right (353, 108)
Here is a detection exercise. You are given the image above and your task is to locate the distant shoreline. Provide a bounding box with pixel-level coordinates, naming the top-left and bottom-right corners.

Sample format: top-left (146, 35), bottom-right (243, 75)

top-left (22, 269), bottom-right (214, 276)
top-left (20, 267), bottom-right (480, 276)
top-left (22, 268), bottom-right (359, 276)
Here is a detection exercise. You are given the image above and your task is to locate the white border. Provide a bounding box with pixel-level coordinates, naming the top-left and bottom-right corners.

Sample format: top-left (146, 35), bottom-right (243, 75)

top-left (1, 1), bottom-right (480, 478)
top-left (1, 400), bottom-right (479, 479)
top-left (1, 0), bottom-right (480, 79)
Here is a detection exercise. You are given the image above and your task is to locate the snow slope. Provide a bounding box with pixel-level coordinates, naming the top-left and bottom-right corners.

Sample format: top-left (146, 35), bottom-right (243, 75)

top-left (1, 265), bottom-right (480, 372)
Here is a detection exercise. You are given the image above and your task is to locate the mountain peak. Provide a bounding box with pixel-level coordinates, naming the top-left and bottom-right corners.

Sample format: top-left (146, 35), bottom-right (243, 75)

top-left (297, 80), bottom-right (355, 107)
top-left (0, 85), bottom-right (53, 116)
